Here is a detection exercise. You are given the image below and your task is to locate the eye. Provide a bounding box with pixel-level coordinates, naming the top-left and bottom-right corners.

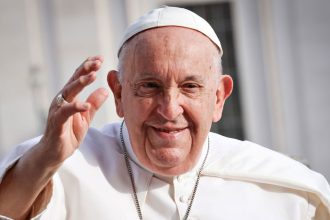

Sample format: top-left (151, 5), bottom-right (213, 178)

top-left (135, 81), bottom-right (161, 97)
top-left (141, 82), bottom-right (160, 89)
top-left (181, 82), bottom-right (201, 93)
top-left (184, 83), bottom-right (199, 88)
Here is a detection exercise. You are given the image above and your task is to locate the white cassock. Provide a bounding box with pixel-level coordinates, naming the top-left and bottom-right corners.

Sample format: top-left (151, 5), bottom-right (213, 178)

top-left (0, 122), bottom-right (330, 220)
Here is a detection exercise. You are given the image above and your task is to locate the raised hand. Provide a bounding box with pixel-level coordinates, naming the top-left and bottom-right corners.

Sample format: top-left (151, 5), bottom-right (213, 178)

top-left (0, 56), bottom-right (109, 218)
top-left (39, 56), bottom-right (109, 166)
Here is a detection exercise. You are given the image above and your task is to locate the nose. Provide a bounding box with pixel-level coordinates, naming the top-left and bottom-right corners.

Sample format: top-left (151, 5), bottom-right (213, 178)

top-left (156, 88), bottom-right (184, 121)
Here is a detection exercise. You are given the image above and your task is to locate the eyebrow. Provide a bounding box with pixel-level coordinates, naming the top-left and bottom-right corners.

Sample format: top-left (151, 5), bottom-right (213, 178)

top-left (135, 73), bottom-right (205, 83)
top-left (183, 75), bottom-right (205, 83)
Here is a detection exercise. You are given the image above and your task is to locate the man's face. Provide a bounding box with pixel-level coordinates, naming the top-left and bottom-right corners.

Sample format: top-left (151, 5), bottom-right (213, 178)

top-left (109, 27), bottom-right (232, 176)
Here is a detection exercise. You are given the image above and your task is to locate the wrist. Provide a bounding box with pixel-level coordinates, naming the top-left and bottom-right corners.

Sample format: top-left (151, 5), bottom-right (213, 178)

top-left (24, 141), bottom-right (64, 177)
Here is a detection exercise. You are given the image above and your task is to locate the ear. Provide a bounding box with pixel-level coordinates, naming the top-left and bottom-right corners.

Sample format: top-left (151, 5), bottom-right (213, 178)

top-left (107, 70), bottom-right (124, 117)
top-left (212, 75), bottom-right (233, 122)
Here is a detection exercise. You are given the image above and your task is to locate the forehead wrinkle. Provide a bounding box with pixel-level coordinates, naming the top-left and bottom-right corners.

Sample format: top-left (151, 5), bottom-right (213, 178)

top-left (122, 27), bottom-right (219, 84)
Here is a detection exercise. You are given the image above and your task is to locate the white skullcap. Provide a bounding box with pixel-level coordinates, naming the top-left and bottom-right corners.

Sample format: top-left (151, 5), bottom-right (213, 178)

top-left (117, 6), bottom-right (222, 57)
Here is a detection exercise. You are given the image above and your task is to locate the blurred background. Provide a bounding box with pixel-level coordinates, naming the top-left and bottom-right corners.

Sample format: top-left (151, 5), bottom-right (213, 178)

top-left (0, 0), bottom-right (329, 180)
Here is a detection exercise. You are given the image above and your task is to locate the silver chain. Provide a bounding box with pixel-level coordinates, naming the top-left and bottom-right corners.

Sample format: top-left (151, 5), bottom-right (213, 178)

top-left (120, 121), bottom-right (210, 220)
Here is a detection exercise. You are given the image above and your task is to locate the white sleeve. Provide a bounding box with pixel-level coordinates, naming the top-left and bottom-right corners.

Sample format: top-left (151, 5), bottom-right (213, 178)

top-left (0, 136), bottom-right (41, 183)
top-left (0, 173), bottom-right (66, 220)
top-left (0, 137), bottom-right (67, 220)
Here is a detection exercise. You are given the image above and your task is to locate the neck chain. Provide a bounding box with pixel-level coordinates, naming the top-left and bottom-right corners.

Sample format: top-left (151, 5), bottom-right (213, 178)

top-left (120, 121), bottom-right (210, 220)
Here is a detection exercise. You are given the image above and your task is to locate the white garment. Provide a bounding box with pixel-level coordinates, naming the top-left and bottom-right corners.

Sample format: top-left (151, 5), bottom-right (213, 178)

top-left (0, 122), bottom-right (330, 220)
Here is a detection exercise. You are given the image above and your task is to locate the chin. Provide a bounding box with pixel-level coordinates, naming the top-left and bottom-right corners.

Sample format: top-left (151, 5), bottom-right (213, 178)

top-left (146, 149), bottom-right (194, 176)
top-left (149, 147), bottom-right (184, 164)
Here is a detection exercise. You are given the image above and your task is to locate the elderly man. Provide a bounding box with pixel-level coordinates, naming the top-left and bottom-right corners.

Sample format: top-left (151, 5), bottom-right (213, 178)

top-left (0, 6), bottom-right (329, 220)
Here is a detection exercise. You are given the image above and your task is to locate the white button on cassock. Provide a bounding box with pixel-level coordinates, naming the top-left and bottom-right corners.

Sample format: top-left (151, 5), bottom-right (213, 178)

top-left (179, 195), bottom-right (190, 203)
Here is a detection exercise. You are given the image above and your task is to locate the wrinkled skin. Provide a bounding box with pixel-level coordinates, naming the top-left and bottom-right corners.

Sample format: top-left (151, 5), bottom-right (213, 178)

top-left (108, 27), bottom-right (233, 176)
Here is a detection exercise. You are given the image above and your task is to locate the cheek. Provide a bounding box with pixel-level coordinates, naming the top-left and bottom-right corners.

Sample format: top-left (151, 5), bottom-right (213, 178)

top-left (185, 92), bottom-right (216, 120)
top-left (123, 97), bottom-right (157, 150)
top-left (189, 94), bottom-right (217, 139)
top-left (123, 95), bottom-right (156, 123)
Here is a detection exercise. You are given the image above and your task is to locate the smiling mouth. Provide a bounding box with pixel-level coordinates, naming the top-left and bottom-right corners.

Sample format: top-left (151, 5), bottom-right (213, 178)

top-left (152, 127), bottom-right (187, 134)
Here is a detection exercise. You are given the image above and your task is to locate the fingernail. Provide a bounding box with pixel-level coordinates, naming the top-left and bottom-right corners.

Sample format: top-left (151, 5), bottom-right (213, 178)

top-left (82, 103), bottom-right (90, 109)
top-left (94, 60), bottom-right (101, 67)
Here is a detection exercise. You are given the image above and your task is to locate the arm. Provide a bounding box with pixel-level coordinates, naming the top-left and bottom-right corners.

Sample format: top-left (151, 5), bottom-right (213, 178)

top-left (0, 56), bottom-right (109, 219)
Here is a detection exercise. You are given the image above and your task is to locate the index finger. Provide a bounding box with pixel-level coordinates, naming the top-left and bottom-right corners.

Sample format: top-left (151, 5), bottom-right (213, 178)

top-left (60, 56), bottom-right (104, 102)
top-left (67, 56), bottom-right (104, 85)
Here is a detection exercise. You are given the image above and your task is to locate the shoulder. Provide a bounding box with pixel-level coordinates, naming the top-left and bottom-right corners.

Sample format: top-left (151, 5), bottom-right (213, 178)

top-left (205, 132), bottom-right (329, 190)
top-left (205, 132), bottom-right (330, 214)
top-left (207, 132), bottom-right (312, 175)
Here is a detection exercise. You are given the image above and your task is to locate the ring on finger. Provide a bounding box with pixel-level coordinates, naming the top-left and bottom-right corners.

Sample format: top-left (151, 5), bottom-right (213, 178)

top-left (56, 94), bottom-right (68, 107)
